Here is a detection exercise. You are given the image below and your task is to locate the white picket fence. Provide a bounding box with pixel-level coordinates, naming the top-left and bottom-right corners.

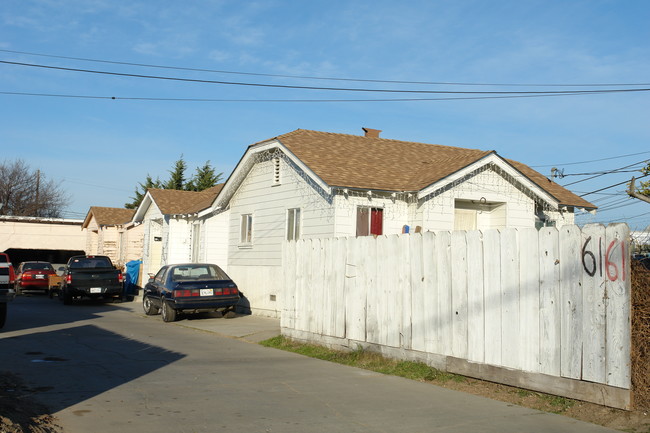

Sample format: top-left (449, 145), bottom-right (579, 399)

top-left (281, 224), bottom-right (631, 407)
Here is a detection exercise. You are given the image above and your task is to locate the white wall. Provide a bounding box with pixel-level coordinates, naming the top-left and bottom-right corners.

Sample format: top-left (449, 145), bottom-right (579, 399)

top-left (0, 219), bottom-right (85, 252)
top-left (166, 217), bottom-right (193, 265)
top-left (227, 157), bottom-right (335, 267)
top-left (419, 167), bottom-right (537, 231)
top-left (120, 224), bottom-right (143, 264)
top-left (203, 209), bottom-right (230, 270)
top-left (142, 203), bottom-right (163, 277)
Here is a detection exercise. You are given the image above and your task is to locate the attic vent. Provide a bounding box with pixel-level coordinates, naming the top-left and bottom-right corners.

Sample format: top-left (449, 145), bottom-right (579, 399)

top-left (273, 157), bottom-right (281, 185)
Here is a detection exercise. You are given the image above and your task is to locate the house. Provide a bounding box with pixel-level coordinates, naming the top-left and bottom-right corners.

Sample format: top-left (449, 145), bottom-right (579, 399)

top-left (203, 128), bottom-right (596, 317)
top-left (132, 185), bottom-right (224, 278)
top-left (81, 207), bottom-right (142, 267)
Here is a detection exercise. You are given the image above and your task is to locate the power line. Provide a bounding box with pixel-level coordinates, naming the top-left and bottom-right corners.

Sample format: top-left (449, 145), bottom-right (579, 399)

top-left (530, 151), bottom-right (650, 168)
top-left (579, 173), bottom-right (650, 197)
top-left (561, 159), bottom-right (649, 187)
top-left (0, 90), bottom-right (642, 103)
top-left (4, 60), bottom-right (650, 95)
top-left (560, 168), bottom-right (643, 177)
top-left (3, 48), bottom-right (650, 88)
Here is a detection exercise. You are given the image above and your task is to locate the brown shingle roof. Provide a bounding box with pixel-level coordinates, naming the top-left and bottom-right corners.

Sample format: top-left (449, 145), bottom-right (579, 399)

top-left (148, 184), bottom-right (223, 215)
top-left (85, 207), bottom-right (135, 227)
top-left (271, 129), bottom-right (594, 208)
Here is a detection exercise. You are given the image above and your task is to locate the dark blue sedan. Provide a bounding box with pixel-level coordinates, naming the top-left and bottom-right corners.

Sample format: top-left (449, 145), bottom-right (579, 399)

top-left (143, 263), bottom-right (240, 322)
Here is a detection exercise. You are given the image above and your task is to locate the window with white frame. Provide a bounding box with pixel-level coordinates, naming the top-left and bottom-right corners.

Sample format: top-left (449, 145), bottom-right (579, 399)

top-left (356, 207), bottom-right (383, 236)
top-left (287, 208), bottom-right (301, 241)
top-left (240, 214), bottom-right (253, 244)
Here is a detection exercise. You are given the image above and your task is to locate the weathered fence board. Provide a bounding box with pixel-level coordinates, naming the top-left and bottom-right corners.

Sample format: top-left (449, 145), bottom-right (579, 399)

top-left (435, 231), bottom-right (453, 357)
top-left (559, 224), bottom-right (583, 380)
top-left (605, 223), bottom-right (631, 388)
top-left (539, 227), bottom-right (561, 377)
top-left (581, 223), bottom-right (607, 383)
top-left (451, 231), bottom-right (468, 359)
top-left (519, 227), bottom-right (540, 373)
top-left (281, 224), bottom-right (632, 407)
top-left (466, 230), bottom-right (485, 364)
top-left (483, 229), bottom-right (501, 366)
top-left (500, 228), bottom-right (520, 370)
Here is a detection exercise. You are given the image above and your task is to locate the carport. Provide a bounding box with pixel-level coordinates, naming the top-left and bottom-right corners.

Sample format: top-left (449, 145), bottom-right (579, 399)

top-left (0, 216), bottom-right (86, 266)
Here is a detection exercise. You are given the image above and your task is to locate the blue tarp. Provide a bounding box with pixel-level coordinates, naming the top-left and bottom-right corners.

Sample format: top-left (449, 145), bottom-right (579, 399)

top-left (124, 260), bottom-right (142, 295)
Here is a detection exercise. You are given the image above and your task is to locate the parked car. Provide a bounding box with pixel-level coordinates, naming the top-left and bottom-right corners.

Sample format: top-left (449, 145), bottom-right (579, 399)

top-left (15, 261), bottom-right (57, 295)
top-left (0, 261), bottom-right (16, 328)
top-left (143, 263), bottom-right (240, 322)
top-left (0, 253), bottom-right (16, 284)
top-left (59, 255), bottom-right (124, 304)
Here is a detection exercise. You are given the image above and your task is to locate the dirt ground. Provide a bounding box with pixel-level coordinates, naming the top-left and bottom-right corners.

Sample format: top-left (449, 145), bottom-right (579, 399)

top-left (0, 372), bottom-right (62, 433)
top-left (438, 376), bottom-right (650, 433)
top-left (1, 369), bottom-right (649, 433)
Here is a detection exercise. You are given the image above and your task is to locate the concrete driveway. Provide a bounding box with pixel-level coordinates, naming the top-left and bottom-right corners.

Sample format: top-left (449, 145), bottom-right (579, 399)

top-left (1, 295), bottom-right (616, 433)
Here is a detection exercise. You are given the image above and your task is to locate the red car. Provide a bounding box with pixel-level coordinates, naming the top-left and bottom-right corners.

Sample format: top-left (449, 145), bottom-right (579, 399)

top-left (0, 253), bottom-right (16, 284)
top-left (15, 261), bottom-right (57, 294)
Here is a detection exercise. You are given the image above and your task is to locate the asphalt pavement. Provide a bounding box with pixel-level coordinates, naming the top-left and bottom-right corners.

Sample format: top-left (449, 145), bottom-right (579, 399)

top-left (1, 293), bottom-right (618, 433)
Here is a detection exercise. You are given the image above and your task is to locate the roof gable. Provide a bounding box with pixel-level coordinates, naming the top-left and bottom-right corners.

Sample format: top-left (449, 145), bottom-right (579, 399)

top-left (82, 207), bottom-right (135, 228)
top-left (147, 184), bottom-right (224, 216)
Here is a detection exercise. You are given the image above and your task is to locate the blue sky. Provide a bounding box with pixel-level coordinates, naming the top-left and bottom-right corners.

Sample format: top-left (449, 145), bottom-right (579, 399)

top-left (1, 0), bottom-right (649, 230)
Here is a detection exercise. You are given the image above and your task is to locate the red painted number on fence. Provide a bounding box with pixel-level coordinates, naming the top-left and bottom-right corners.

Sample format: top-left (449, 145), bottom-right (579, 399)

top-left (582, 236), bottom-right (626, 281)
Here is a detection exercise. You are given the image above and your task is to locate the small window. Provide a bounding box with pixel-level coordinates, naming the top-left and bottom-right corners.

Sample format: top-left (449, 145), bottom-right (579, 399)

top-left (287, 208), bottom-right (301, 241)
top-left (240, 214), bottom-right (253, 244)
top-left (272, 157), bottom-right (281, 185)
top-left (356, 207), bottom-right (383, 236)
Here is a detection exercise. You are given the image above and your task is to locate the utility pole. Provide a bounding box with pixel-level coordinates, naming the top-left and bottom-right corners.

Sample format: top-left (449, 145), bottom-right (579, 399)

top-left (628, 177), bottom-right (650, 204)
top-left (35, 169), bottom-right (40, 217)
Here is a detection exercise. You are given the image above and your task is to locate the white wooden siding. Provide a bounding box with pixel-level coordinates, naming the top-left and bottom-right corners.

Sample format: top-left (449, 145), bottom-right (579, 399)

top-left (419, 168), bottom-right (540, 231)
top-left (203, 209), bottom-right (230, 270)
top-left (167, 217), bottom-right (192, 265)
top-left (227, 158), bottom-right (335, 268)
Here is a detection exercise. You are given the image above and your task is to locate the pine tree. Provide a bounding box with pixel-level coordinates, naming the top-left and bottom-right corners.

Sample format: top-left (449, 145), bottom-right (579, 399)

top-left (124, 175), bottom-right (162, 209)
top-left (164, 155), bottom-right (187, 190)
top-left (186, 161), bottom-right (223, 191)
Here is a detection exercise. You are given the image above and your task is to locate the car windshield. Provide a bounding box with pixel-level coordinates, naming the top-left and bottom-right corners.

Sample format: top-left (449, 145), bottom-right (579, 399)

top-left (170, 264), bottom-right (229, 282)
top-left (69, 258), bottom-right (112, 269)
top-left (24, 263), bottom-right (53, 271)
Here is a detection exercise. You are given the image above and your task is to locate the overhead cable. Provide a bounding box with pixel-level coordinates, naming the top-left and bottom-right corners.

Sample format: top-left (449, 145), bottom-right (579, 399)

top-left (3, 60), bottom-right (650, 95)
top-left (3, 48), bottom-right (649, 87)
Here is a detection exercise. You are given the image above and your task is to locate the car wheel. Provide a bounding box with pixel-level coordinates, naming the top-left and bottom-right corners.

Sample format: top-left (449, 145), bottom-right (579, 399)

top-left (62, 290), bottom-right (73, 305)
top-left (161, 300), bottom-right (177, 323)
top-left (143, 296), bottom-right (160, 316)
top-left (0, 302), bottom-right (7, 328)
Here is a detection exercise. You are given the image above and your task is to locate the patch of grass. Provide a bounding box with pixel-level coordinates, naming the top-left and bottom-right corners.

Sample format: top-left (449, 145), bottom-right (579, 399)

top-left (517, 389), bottom-right (533, 398)
top-left (539, 393), bottom-right (576, 413)
top-left (260, 336), bottom-right (463, 384)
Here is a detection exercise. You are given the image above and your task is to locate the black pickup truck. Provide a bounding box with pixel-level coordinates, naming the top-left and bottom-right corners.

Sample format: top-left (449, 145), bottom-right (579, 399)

top-left (59, 255), bottom-right (124, 305)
